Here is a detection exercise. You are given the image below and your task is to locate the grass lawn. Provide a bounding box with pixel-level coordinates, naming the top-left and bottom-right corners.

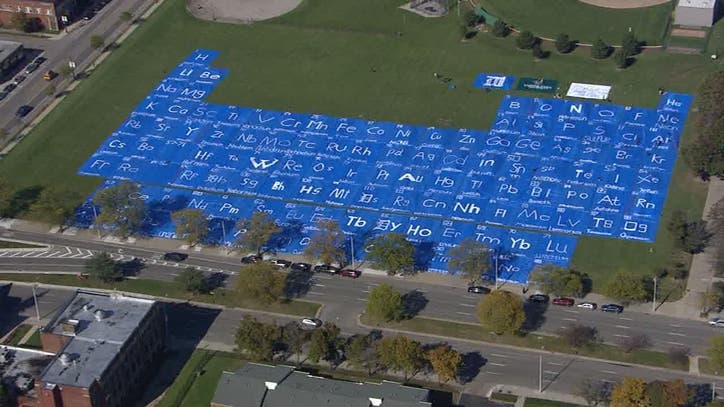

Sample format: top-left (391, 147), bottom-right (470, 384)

top-left (524, 398), bottom-right (582, 407)
top-left (477, 0), bottom-right (672, 45)
top-left (0, 0), bottom-right (717, 291)
top-left (0, 240), bottom-right (44, 249)
top-left (1, 323), bottom-right (32, 346)
top-left (0, 274), bottom-right (320, 316)
top-left (362, 315), bottom-right (688, 371)
top-left (21, 329), bottom-right (42, 349)
top-left (699, 358), bottom-right (723, 376)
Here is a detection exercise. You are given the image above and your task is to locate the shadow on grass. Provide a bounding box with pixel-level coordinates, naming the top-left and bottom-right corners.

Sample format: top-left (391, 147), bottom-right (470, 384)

top-left (402, 289), bottom-right (428, 319)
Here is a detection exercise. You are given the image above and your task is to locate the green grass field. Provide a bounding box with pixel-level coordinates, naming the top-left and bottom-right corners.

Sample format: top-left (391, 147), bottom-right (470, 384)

top-left (478, 0), bottom-right (672, 45)
top-left (524, 398), bottom-right (582, 407)
top-left (0, 0), bottom-right (718, 293)
top-left (0, 240), bottom-right (44, 249)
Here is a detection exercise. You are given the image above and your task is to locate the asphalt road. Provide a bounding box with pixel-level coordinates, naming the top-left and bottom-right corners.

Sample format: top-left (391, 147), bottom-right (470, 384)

top-left (0, 228), bottom-right (720, 356)
top-left (3, 283), bottom-right (723, 399)
top-left (0, 0), bottom-right (154, 147)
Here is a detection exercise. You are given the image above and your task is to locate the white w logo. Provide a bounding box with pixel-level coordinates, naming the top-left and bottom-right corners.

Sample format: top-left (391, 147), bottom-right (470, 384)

top-left (250, 157), bottom-right (278, 169)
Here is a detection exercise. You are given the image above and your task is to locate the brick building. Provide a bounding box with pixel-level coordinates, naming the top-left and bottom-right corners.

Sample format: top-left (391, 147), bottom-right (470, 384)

top-left (0, 290), bottom-right (167, 407)
top-left (0, 0), bottom-right (73, 31)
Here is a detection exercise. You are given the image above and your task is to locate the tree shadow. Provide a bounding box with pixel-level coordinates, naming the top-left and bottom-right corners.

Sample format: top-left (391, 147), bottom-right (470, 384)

top-left (142, 194), bottom-right (189, 237)
top-left (521, 301), bottom-right (547, 332)
top-left (457, 351), bottom-right (487, 384)
top-left (413, 241), bottom-right (437, 272)
top-left (206, 217), bottom-right (235, 245)
top-left (267, 219), bottom-right (305, 254)
top-left (116, 257), bottom-right (145, 277)
top-left (284, 269), bottom-right (313, 299)
top-left (205, 272), bottom-right (229, 291)
top-left (401, 290), bottom-right (428, 319)
top-left (6, 185), bottom-right (43, 217)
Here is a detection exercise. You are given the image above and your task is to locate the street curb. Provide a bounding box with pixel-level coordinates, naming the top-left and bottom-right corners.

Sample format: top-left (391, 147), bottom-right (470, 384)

top-left (356, 315), bottom-right (722, 380)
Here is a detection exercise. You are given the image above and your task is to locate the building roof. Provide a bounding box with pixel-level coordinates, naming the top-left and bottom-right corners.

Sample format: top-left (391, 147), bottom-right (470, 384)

top-left (39, 291), bottom-right (156, 388)
top-left (212, 363), bottom-right (431, 407)
top-left (0, 40), bottom-right (22, 61)
top-left (0, 346), bottom-right (54, 395)
top-left (677, 0), bottom-right (716, 9)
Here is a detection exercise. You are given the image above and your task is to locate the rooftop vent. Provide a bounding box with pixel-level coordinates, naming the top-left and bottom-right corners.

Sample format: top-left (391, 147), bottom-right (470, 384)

top-left (265, 381), bottom-right (278, 390)
top-left (83, 304), bottom-right (91, 312)
top-left (61, 319), bottom-right (79, 335)
top-left (0, 348), bottom-right (13, 364)
top-left (15, 375), bottom-right (34, 392)
top-left (94, 309), bottom-right (106, 321)
top-left (59, 353), bottom-right (72, 367)
top-left (369, 397), bottom-right (383, 407)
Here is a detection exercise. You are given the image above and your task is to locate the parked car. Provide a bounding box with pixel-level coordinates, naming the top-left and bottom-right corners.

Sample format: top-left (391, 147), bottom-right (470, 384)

top-left (601, 304), bottom-right (624, 313)
top-left (163, 252), bottom-right (188, 262)
top-left (576, 302), bottom-right (597, 310)
top-left (0, 91), bottom-right (8, 101)
top-left (270, 259), bottom-right (292, 268)
top-left (34, 56), bottom-right (47, 65)
top-left (299, 317), bottom-right (322, 329)
top-left (241, 254), bottom-right (261, 264)
top-left (15, 105), bottom-right (33, 118)
top-left (709, 318), bottom-right (724, 327)
top-left (313, 264), bottom-right (339, 274)
top-left (291, 262), bottom-right (312, 272)
top-left (3, 83), bottom-right (16, 93)
top-left (467, 286), bottom-right (490, 294)
top-left (528, 294), bottom-right (550, 304)
top-left (25, 62), bottom-right (40, 74)
top-left (43, 70), bottom-right (57, 81)
top-left (13, 75), bottom-right (26, 84)
top-left (552, 297), bottom-right (575, 307)
top-left (340, 269), bottom-right (360, 278)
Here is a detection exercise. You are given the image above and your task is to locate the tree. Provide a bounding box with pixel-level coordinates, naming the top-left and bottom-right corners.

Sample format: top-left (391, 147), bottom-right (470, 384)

top-left (11, 12), bottom-right (28, 31)
top-left (680, 220), bottom-right (710, 253)
top-left (476, 290), bottom-right (525, 335)
top-left (426, 343), bottom-right (461, 384)
top-left (684, 114), bottom-right (724, 177)
top-left (85, 252), bottom-right (121, 282)
top-left (491, 20), bottom-right (510, 37)
top-left (303, 219), bottom-right (345, 266)
top-left (578, 378), bottom-right (611, 407)
top-left (345, 335), bottom-right (379, 375)
top-left (90, 34), bottom-right (105, 50)
top-left (647, 380), bottom-right (688, 407)
top-left (366, 233), bottom-right (415, 275)
top-left (610, 377), bottom-right (650, 407)
top-left (282, 321), bottom-right (309, 365)
top-left (614, 49), bottom-right (630, 69)
top-left (366, 284), bottom-right (403, 323)
top-left (446, 238), bottom-right (490, 285)
top-left (376, 335), bottom-right (424, 381)
top-left (235, 316), bottom-right (279, 361)
top-left (0, 177), bottom-right (14, 217)
top-left (57, 65), bottom-right (74, 80)
top-left (696, 70), bottom-right (724, 129)
top-left (235, 262), bottom-right (286, 304)
top-left (26, 187), bottom-right (80, 227)
top-left (621, 31), bottom-right (641, 56)
top-left (516, 30), bottom-right (536, 50)
top-left (604, 271), bottom-right (648, 303)
top-left (618, 333), bottom-right (651, 353)
top-left (590, 38), bottom-right (610, 59)
top-left (308, 323), bottom-right (340, 364)
top-left (175, 267), bottom-right (208, 294)
top-left (527, 264), bottom-right (585, 297)
top-left (92, 181), bottom-right (146, 238)
top-left (706, 335), bottom-right (724, 372)
top-left (555, 33), bottom-right (574, 53)
top-left (234, 211), bottom-right (280, 256)
top-left (171, 209), bottom-right (209, 246)
top-left (120, 11), bottom-right (133, 22)
top-left (667, 210), bottom-right (688, 237)
top-left (560, 324), bottom-right (598, 348)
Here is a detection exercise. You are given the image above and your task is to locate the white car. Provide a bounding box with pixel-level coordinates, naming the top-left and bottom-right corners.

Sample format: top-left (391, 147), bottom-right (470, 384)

top-left (299, 317), bottom-right (322, 329)
top-left (576, 302), bottom-right (597, 310)
top-left (709, 318), bottom-right (724, 327)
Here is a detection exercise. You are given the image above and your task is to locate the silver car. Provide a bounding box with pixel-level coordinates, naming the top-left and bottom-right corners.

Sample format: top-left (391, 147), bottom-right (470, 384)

top-left (709, 318), bottom-right (724, 327)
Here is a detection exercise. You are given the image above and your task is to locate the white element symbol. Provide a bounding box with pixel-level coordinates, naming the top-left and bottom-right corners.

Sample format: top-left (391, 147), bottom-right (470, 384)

top-left (271, 181), bottom-right (285, 191)
top-left (483, 76), bottom-right (507, 88)
top-left (250, 157), bottom-right (279, 169)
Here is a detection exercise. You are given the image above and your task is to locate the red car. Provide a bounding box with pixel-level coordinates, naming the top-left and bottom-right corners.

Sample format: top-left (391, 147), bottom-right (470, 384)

top-left (552, 297), bottom-right (575, 306)
top-left (340, 269), bottom-right (360, 278)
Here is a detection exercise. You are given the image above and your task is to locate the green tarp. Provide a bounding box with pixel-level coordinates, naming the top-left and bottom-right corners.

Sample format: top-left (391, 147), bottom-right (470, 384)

top-left (516, 77), bottom-right (559, 94)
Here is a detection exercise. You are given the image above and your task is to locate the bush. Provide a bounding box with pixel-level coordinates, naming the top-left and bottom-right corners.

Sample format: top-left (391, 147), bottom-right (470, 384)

top-left (491, 20), bottom-right (510, 38)
top-left (560, 324), bottom-right (598, 348)
top-left (591, 38), bottom-right (610, 59)
top-left (516, 30), bottom-right (536, 50)
top-left (621, 31), bottom-right (641, 55)
top-left (618, 334), bottom-right (651, 353)
top-left (532, 43), bottom-right (547, 59)
top-left (668, 346), bottom-right (690, 367)
top-left (555, 33), bottom-right (574, 53)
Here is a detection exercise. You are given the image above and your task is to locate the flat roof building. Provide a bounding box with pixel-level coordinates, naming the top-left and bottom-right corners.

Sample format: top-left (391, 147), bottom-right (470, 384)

top-left (0, 346), bottom-right (55, 407)
top-left (0, 40), bottom-right (23, 76)
top-left (675, 0), bottom-right (719, 27)
top-left (211, 363), bottom-right (433, 407)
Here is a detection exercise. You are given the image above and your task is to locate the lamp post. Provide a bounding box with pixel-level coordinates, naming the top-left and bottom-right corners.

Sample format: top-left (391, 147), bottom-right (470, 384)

top-left (652, 276), bottom-right (658, 312)
top-left (91, 205), bottom-right (101, 238)
top-left (350, 235), bottom-right (356, 269)
top-left (538, 353), bottom-right (543, 393)
top-left (32, 284), bottom-right (41, 321)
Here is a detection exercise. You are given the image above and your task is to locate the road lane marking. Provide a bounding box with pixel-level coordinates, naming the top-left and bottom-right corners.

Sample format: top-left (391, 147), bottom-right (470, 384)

top-left (666, 341), bottom-right (685, 346)
top-left (362, 289), bottom-right (370, 293)
top-left (356, 298), bottom-right (368, 301)
top-left (314, 284), bottom-right (325, 287)
top-left (491, 353), bottom-right (509, 358)
top-left (307, 292), bottom-right (323, 296)
top-left (601, 379), bottom-right (616, 383)
top-left (619, 317), bottom-right (633, 321)
top-left (544, 370), bottom-right (559, 375)
top-left (615, 325), bottom-right (630, 329)
top-left (668, 332), bottom-right (686, 337)
top-left (562, 317), bottom-right (577, 322)
top-left (488, 362), bottom-right (506, 367)
top-left (546, 362), bottom-right (564, 366)
top-left (601, 370), bottom-right (617, 375)
top-left (459, 303), bottom-right (475, 307)
top-left (613, 334), bottom-right (630, 338)
top-left (670, 324), bottom-right (682, 328)
top-left (456, 312), bottom-right (472, 316)
top-left (485, 371), bottom-right (502, 375)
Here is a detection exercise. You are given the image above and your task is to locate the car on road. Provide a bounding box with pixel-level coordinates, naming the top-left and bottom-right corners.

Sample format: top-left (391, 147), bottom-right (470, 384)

top-left (552, 297), bottom-right (575, 306)
top-left (291, 262), bottom-right (312, 272)
top-left (34, 56), bottom-right (47, 65)
top-left (3, 83), bottom-right (16, 93)
top-left (0, 91), bottom-right (8, 101)
top-left (528, 294), bottom-right (550, 304)
top-left (270, 259), bottom-right (291, 268)
top-left (15, 105), bottom-right (33, 118)
top-left (43, 70), bottom-right (57, 81)
top-left (25, 62), bottom-right (40, 74)
top-left (709, 318), bottom-right (724, 327)
top-left (576, 302), bottom-right (597, 310)
top-left (163, 252), bottom-right (188, 262)
top-left (241, 254), bottom-right (261, 264)
top-left (299, 317), bottom-right (322, 329)
top-left (13, 75), bottom-right (26, 84)
top-left (313, 264), bottom-right (339, 274)
top-left (601, 304), bottom-right (624, 313)
top-left (467, 286), bottom-right (490, 294)
top-left (340, 269), bottom-right (360, 278)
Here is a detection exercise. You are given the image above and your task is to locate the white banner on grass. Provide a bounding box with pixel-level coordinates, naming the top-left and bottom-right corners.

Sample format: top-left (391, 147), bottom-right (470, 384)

top-left (566, 83), bottom-right (611, 100)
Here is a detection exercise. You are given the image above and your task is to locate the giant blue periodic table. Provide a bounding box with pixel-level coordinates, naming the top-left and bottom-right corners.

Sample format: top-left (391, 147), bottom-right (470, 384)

top-left (76, 49), bottom-right (692, 283)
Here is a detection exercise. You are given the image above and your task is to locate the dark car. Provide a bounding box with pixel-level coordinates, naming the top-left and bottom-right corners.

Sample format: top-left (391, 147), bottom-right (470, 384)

top-left (163, 252), bottom-right (188, 262)
top-left (291, 262), bottom-right (312, 272)
top-left (552, 297), bottom-right (575, 306)
top-left (467, 286), bottom-right (491, 294)
top-left (25, 62), bottom-right (40, 74)
top-left (313, 264), bottom-right (340, 274)
top-left (13, 75), bottom-right (26, 84)
top-left (270, 259), bottom-right (292, 268)
top-left (0, 92), bottom-right (8, 101)
top-left (4, 83), bottom-right (17, 93)
top-left (528, 294), bottom-right (550, 304)
top-left (241, 254), bottom-right (261, 264)
top-left (15, 105), bottom-right (33, 118)
top-left (601, 304), bottom-right (624, 313)
top-left (34, 56), bottom-right (47, 65)
top-left (340, 269), bottom-right (360, 278)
